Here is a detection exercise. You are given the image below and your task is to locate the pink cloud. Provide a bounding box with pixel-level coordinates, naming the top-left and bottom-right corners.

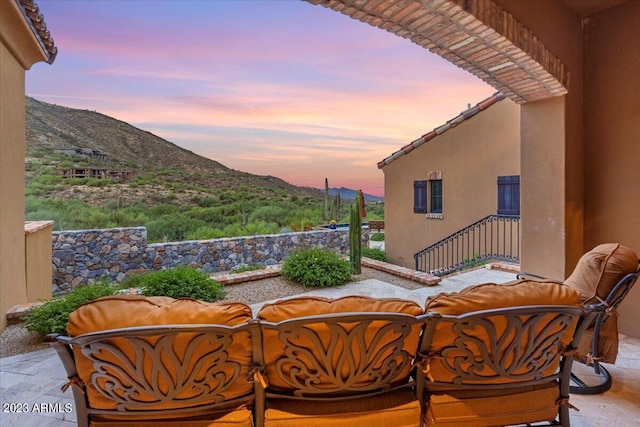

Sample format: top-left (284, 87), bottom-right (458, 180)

top-left (28, 1), bottom-right (495, 198)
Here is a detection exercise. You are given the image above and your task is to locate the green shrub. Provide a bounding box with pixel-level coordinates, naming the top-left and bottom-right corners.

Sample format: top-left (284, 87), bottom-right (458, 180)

top-left (370, 233), bottom-right (385, 241)
top-left (128, 266), bottom-right (225, 302)
top-left (147, 216), bottom-right (207, 242)
top-left (363, 248), bottom-right (387, 262)
top-left (25, 281), bottom-right (117, 337)
top-left (282, 248), bottom-right (351, 287)
top-left (185, 226), bottom-right (226, 240)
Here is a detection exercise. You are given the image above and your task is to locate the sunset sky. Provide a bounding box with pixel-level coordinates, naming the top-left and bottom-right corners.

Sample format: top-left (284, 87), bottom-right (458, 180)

top-left (27, 0), bottom-right (494, 197)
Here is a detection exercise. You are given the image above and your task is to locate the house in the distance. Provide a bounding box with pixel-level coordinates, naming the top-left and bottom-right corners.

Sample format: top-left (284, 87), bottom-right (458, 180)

top-left (378, 93), bottom-right (520, 270)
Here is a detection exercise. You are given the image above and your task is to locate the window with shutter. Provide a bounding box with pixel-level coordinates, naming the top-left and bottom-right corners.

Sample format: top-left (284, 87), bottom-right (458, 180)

top-left (498, 175), bottom-right (520, 215)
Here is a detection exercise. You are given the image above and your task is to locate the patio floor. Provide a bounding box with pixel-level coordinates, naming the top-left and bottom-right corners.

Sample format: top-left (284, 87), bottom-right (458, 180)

top-left (1, 268), bottom-right (638, 426)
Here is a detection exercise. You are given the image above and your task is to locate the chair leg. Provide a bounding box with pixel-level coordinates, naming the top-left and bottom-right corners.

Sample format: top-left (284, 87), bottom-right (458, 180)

top-left (570, 361), bottom-right (612, 395)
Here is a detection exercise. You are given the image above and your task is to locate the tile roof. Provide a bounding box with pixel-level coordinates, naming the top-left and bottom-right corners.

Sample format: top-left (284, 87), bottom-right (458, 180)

top-left (377, 92), bottom-right (506, 169)
top-left (17, 0), bottom-right (57, 64)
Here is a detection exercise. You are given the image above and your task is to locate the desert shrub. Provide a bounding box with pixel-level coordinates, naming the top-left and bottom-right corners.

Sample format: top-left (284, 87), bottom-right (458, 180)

top-left (130, 266), bottom-right (225, 302)
top-left (86, 178), bottom-right (114, 187)
top-left (25, 183), bottom-right (45, 196)
top-left (248, 206), bottom-right (287, 226)
top-left (364, 204), bottom-right (384, 219)
top-left (363, 248), bottom-right (387, 262)
top-left (36, 171), bottom-right (63, 185)
top-left (240, 221), bottom-right (279, 236)
top-left (282, 248), bottom-right (351, 287)
top-left (190, 206), bottom-right (225, 224)
top-left (185, 226), bottom-right (226, 240)
top-left (110, 209), bottom-right (148, 227)
top-left (147, 216), bottom-right (207, 242)
top-left (66, 178), bottom-right (88, 186)
top-left (193, 196), bottom-right (220, 208)
top-left (25, 281), bottom-right (117, 337)
top-left (370, 233), bottom-right (385, 241)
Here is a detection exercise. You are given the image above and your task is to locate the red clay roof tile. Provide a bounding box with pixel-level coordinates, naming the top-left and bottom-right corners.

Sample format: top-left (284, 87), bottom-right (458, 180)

top-left (17, 0), bottom-right (57, 64)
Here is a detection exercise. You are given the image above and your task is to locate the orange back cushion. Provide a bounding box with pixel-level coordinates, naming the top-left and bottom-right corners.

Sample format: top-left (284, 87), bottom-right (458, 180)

top-left (564, 243), bottom-right (638, 303)
top-left (423, 280), bottom-right (582, 384)
top-left (67, 295), bottom-right (254, 411)
top-left (257, 296), bottom-right (424, 395)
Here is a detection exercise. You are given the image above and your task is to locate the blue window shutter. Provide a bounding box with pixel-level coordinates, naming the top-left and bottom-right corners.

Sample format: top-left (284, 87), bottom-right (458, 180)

top-left (498, 175), bottom-right (520, 215)
top-left (414, 181), bottom-right (427, 213)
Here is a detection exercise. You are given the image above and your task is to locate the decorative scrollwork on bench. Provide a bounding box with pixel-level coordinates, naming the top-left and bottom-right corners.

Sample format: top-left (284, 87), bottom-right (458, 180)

top-left (81, 331), bottom-right (243, 411)
top-left (271, 319), bottom-right (415, 397)
top-left (438, 312), bottom-right (576, 384)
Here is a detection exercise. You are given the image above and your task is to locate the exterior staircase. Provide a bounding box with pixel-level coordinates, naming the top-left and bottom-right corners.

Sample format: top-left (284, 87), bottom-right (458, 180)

top-left (414, 214), bottom-right (520, 276)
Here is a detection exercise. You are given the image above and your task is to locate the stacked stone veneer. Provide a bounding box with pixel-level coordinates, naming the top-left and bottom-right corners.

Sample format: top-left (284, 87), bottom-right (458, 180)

top-left (52, 227), bottom-right (368, 295)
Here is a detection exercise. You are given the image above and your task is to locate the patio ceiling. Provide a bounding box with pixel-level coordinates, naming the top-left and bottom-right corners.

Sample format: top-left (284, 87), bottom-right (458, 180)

top-left (561, 0), bottom-right (629, 18)
top-left (305, 0), bottom-right (570, 104)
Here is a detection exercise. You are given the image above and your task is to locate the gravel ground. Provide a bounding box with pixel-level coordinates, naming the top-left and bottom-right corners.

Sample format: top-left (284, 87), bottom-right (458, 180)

top-left (0, 267), bottom-right (423, 359)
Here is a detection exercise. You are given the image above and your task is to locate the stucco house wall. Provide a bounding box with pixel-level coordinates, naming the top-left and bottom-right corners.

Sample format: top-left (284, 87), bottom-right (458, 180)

top-left (582, 2), bottom-right (640, 335)
top-left (494, 0), bottom-right (640, 338)
top-left (0, 0), bottom-right (56, 330)
top-left (381, 96), bottom-right (520, 268)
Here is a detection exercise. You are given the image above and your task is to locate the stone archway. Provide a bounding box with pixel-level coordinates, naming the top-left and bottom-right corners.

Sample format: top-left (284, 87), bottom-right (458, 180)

top-left (305, 0), bottom-right (568, 104)
top-left (306, 0), bottom-right (580, 279)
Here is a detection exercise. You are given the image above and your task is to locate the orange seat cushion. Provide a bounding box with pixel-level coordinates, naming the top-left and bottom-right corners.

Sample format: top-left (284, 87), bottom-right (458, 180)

top-left (264, 389), bottom-right (420, 427)
top-left (90, 406), bottom-right (253, 426)
top-left (425, 382), bottom-right (560, 427)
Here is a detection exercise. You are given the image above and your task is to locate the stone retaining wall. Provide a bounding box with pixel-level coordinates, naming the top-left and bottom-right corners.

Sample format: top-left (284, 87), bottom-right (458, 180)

top-left (52, 227), bottom-right (368, 295)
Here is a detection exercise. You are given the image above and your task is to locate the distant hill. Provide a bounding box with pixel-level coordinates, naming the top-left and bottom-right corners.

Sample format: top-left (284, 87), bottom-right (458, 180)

top-left (329, 187), bottom-right (384, 202)
top-left (24, 96), bottom-right (324, 204)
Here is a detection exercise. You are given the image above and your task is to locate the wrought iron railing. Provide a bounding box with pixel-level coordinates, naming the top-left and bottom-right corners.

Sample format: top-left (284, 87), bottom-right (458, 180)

top-left (414, 214), bottom-right (520, 276)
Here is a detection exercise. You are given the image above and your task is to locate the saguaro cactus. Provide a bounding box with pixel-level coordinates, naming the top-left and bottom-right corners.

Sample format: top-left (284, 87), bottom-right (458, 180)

top-left (349, 190), bottom-right (363, 274)
top-left (330, 193), bottom-right (341, 222)
top-left (324, 178), bottom-right (343, 223)
top-left (323, 178), bottom-right (331, 222)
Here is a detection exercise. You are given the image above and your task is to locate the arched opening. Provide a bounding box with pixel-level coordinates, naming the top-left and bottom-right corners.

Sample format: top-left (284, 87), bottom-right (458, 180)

top-left (307, 0), bottom-right (640, 336)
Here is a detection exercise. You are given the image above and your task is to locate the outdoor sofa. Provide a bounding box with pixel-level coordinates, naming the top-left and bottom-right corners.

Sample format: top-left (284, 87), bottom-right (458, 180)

top-left (47, 244), bottom-right (639, 427)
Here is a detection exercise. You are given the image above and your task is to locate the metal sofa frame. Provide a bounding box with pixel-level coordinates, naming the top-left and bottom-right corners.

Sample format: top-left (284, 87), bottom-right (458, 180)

top-left (415, 305), bottom-right (595, 426)
top-left (47, 304), bottom-right (595, 427)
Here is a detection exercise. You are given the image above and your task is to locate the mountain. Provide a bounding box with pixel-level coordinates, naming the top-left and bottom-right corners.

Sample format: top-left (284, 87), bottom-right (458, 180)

top-left (24, 96), bottom-right (324, 204)
top-left (328, 187), bottom-right (384, 202)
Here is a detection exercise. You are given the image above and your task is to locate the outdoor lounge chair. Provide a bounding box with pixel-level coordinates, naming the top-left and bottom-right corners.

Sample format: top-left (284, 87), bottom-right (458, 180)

top-left (518, 243), bottom-right (640, 394)
top-left (416, 280), bottom-right (593, 427)
top-left (46, 296), bottom-right (257, 427)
